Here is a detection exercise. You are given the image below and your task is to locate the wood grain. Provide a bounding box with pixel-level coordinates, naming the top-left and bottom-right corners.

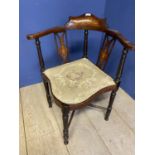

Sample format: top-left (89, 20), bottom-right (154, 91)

top-left (52, 103), bottom-right (111, 155)
top-left (91, 89), bottom-right (134, 131)
top-left (27, 13), bottom-right (134, 50)
top-left (19, 102), bottom-right (27, 155)
top-left (20, 82), bottom-right (134, 155)
top-left (85, 108), bottom-right (134, 155)
top-left (20, 84), bottom-right (69, 155)
top-left (113, 89), bottom-right (135, 131)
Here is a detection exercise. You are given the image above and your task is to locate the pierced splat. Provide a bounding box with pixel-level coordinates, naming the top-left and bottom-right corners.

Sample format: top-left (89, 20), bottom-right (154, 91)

top-left (54, 32), bottom-right (69, 63)
top-left (97, 35), bottom-right (116, 70)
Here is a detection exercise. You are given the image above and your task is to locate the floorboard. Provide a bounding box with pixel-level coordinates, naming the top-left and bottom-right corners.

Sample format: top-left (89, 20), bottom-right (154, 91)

top-left (52, 103), bottom-right (111, 155)
top-left (90, 89), bottom-right (135, 131)
top-left (19, 102), bottom-right (27, 155)
top-left (20, 84), bottom-right (69, 155)
top-left (20, 82), bottom-right (134, 155)
top-left (85, 108), bottom-right (134, 155)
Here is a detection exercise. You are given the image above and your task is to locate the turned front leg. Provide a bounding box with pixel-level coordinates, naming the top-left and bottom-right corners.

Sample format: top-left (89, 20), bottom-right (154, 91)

top-left (105, 48), bottom-right (128, 121)
top-left (42, 75), bottom-right (52, 107)
top-left (62, 106), bottom-right (69, 144)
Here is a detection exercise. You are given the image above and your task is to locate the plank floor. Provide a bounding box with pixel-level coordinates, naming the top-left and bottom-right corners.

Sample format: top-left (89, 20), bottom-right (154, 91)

top-left (20, 83), bottom-right (134, 155)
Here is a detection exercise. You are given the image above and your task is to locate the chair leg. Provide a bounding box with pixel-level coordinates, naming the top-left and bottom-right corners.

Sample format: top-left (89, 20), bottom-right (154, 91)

top-left (62, 105), bottom-right (69, 145)
top-left (105, 90), bottom-right (116, 121)
top-left (43, 80), bottom-right (52, 107)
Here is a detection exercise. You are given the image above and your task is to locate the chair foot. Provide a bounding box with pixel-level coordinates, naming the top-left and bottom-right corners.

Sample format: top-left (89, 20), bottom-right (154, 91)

top-left (62, 106), bottom-right (69, 145)
top-left (105, 117), bottom-right (109, 121)
top-left (105, 108), bottom-right (111, 121)
top-left (64, 136), bottom-right (69, 145)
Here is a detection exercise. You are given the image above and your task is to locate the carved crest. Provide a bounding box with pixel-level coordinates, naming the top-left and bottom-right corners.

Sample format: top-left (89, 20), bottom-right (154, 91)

top-left (65, 13), bottom-right (108, 31)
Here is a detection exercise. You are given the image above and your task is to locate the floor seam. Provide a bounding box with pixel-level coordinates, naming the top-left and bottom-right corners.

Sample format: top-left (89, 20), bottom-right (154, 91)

top-left (51, 106), bottom-right (71, 155)
top-left (19, 91), bottom-right (29, 155)
top-left (113, 108), bottom-right (134, 133)
top-left (84, 110), bottom-right (113, 155)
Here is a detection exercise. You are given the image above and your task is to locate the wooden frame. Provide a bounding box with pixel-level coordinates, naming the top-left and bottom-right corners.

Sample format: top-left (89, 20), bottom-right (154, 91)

top-left (27, 13), bottom-right (134, 144)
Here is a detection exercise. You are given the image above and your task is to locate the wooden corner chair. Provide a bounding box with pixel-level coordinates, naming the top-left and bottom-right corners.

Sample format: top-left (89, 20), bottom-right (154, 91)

top-left (27, 13), bottom-right (134, 145)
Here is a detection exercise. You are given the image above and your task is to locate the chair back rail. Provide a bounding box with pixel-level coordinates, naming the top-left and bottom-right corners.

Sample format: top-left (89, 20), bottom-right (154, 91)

top-left (27, 13), bottom-right (134, 50)
top-left (26, 13), bottom-right (134, 84)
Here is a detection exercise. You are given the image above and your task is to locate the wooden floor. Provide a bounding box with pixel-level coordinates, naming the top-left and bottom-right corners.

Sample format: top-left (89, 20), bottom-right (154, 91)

top-left (20, 83), bottom-right (134, 155)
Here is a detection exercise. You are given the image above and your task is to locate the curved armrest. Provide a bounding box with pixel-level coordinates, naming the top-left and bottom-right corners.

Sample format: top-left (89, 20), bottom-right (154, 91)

top-left (26, 25), bottom-right (135, 51)
top-left (106, 29), bottom-right (135, 51)
top-left (27, 26), bottom-right (65, 40)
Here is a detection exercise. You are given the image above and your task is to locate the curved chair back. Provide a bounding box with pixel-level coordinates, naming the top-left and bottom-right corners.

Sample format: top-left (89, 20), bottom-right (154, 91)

top-left (27, 13), bottom-right (134, 71)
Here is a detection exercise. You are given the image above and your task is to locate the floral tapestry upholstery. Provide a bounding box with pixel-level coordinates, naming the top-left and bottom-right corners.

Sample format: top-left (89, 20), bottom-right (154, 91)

top-left (43, 58), bottom-right (116, 104)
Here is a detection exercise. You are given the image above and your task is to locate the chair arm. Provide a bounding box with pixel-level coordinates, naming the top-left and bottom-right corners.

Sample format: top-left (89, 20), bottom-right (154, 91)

top-left (106, 29), bottom-right (135, 51)
top-left (27, 26), bottom-right (66, 40)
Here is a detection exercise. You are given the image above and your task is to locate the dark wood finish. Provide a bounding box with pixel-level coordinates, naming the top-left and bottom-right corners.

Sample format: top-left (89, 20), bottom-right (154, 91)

top-left (65, 13), bottom-right (108, 31)
top-left (27, 26), bottom-right (65, 40)
top-left (27, 13), bottom-right (134, 144)
top-left (105, 48), bottom-right (128, 121)
top-left (35, 38), bottom-right (45, 72)
top-left (83, 30), bottom-right (88, 58)
top-left (27, 14), bottom-right (134, 50)
top-left (42, 74), bottom-right (52, 107)
top-left (88, 104), bottom-right (107, 110)
top-left (106, 29), bottom-right (134, 50)
top-left (35, 39), bottom-right (53, 107)
top-left (105, 90), bottom-right (116, 121)
top-left (62, 105), bottom-right (69, 145)
top-left (68, 110), bottom-right (75, 128)
top-left (114, 48), bottom-right (129, 84)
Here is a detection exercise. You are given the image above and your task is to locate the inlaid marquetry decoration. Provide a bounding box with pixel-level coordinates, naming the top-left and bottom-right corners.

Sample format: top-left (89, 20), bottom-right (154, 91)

top-left (54, 32), bottom-right (69, 63)
top-left (97, 35), bottom-right (116, 70)
top-left (27, 13), bottom-right (134, 145)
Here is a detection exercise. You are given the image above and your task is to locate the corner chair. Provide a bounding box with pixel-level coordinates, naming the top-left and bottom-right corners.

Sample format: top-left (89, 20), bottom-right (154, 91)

top-left (27, 13), bottom-right (134, 144)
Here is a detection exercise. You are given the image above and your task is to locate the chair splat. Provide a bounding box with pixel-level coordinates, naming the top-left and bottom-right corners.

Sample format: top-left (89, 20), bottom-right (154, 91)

top-left (96, 35), bottom-right (116, 70)
top-left (54, 31), bottom-right (69, 63)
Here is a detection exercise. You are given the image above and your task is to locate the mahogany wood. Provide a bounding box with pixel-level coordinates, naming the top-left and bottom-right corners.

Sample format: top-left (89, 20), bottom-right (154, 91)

top-left (27, 14), bottom-right (134, 50)
top-left (65, 13), bottom-right (108, 31)
top-left (27, 13), bottom-right (134, 144)
top-left (27, 26), bottom-right (65, 40)
top-left (105, 48), bottom-right (129, 120)
top-left (96, 35), bottom-right (116, 69)
top-left (54, 32), bottom-right (69, 63)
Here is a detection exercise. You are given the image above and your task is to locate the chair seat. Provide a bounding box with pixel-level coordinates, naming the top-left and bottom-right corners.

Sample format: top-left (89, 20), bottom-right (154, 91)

top-left (43, 58), bottom-right (116, 104)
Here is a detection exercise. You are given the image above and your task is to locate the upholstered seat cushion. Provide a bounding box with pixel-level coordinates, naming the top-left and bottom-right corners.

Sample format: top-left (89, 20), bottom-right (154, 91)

top-left (43, 58), bottom-right (116, 104)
